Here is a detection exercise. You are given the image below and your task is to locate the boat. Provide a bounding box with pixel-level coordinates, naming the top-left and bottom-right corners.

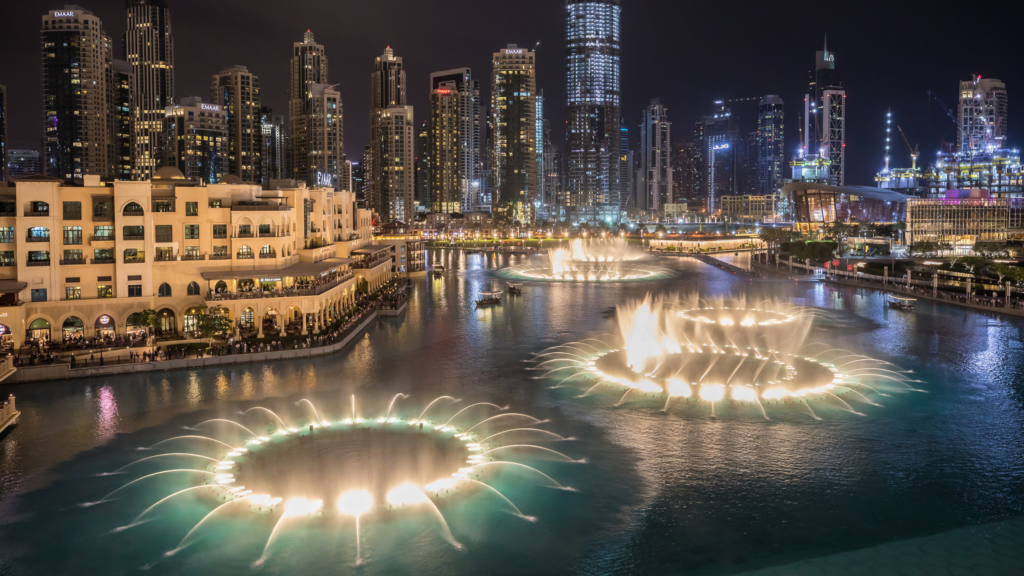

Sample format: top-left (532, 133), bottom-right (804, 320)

top-left (0, 395), bottom-right (19, 437)
top-left (432, 264), bottom-right (445, 278)
top-left (887, 294), bottom-right (916, 310)
top-left (507, 282), bottom-right (524, 295)
top-left (476, 291), bottom-right (504, 307)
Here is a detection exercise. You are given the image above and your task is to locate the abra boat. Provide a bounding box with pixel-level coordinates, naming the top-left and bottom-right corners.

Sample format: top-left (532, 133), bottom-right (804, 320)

top-left (507, 282), bottom-right (524, 295)
top-left (432, 264), bottom-right (445, 278)
top-left (887, 294), bottom-right (916, 311)
top-left (476, 291), bottom-right (504, 307)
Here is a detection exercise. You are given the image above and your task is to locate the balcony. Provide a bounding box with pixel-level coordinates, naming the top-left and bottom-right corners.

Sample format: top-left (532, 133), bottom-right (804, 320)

top-left (151, 200), bottom-right (177, 213)
top-left (181, 253), bottom-right (205, 261)
top-left (123, 235), bottom-right (145, 241)
top-left (206, 274), bottom-right (354, 302)
top-left (26, 236), bottom-right (50, 243)
top-left (210, 253), bottom-right (231, 260)
top-left (59, 258), bottom-right (87, 265)
top-left (230, 203), bottom-right (292, 212)
top-left (236, 254), bottom-right (254, 260)
top-left (123, 257), bottom-right (146, 264)
top-left (91, 257), bottom-right (115, 264)
top-left (122, 209), bottom-right (145, 217)
top-left (352, 255), bottom-right (392, 270)
top-left (154, 253), bottom-right (176, 262)
top-left (91, 234), bottom-right (115, 242)
top-left (235, 232), bottom-right (255, 238)
top-left (63, 211), bottom-right (82, 220)
top-left (0, 261), bottom-right (15, 267)
top-left (26, 260), bottom-right (51, 267)
top-left (93, 214), bottom-right (113, 222)
top-left (25, 211), bottom-right (51, 217)
top-left (259, 253), bottom-right (277, 259)
top-left (0, 212), bottom-right (15, 217)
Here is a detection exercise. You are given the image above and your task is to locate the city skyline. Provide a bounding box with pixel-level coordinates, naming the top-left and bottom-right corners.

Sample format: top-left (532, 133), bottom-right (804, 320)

top-left (0, 0), bottom-right (1020, 190)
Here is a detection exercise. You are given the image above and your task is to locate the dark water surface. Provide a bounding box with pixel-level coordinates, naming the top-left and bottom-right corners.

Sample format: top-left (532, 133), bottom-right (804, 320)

top-left (2, 251), bottom-right (1023, 575)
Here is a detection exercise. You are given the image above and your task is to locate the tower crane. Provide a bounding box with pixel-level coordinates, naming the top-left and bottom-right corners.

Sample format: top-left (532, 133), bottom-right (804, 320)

top-left (897, 126), bottom-right (920, 170)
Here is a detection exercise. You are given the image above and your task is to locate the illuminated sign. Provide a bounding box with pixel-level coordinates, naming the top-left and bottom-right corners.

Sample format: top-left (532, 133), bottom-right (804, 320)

top-left (200, 103), bottom-right (220, 111)
top-left (317, 172), bottom-right (334, 187)
top-left (98, 315), bottom-right (111, 325)
top-left (54, 11), bottom-right (75, 17)
top-left (505, 49), bottom-right (523, 54)
top-left (713, 143), bottom-right (730, 150)
top-left (260, 278), bottom-right (282, 282)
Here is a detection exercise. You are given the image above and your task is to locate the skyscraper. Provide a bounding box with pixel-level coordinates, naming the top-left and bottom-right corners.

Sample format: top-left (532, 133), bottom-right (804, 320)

top-left (640, 99), bottom-right (673, 212)
top-left (565, 0), bottom-right (622, 224)
top-left (429, 68), bottom-right (481, 213)
top-left (672, 142), bottom-right (699, 202)
top-left (695, 103), bottom-right (740, 211)
top-left (289, 31), bottom-right (337, 186)
top-left (260, 107), bottom-right (285, 181)
top-left (757, 95), bottom-right (785, 194)
top-left (112, 60), bottom-right (135, 180)
top-left (491, 45), bottom-right (537, 225)
top-left (0, 84), bottom-right (7, 181)
top-left (125, 0), bottom-right (175, 180)
top-left (536, 90), bottom-right (546, 219)
top-left (42, 7), bottom-right (114, 182)
top-left (803, 37), bottom-right (845, 185)
top-left (212, 65), bottom-right (262, 183)
top-left (544, 120), bottom-right (564, 212)
top-left (369, 47), bottom-right (412, 221)
top-left (959, 77), bottom-right (1008, 152)
top-left (416, 121), bottom-right (430, 207)
top-left (619, 120), bottom-right (632, 210)
top-left (7, 150), bottom-right (42, 179)
top-left (162, 97), bottom-right (227, 183)
top-left (429, 80), bottom-right (461, 214)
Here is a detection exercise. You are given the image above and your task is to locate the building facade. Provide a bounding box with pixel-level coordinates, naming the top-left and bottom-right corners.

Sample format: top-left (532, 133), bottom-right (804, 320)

top-left (212, 66), bottom-right (262, 183)
top-left (125, 0), bottom-right (175, 180)
top-left (907, 190), bottom-right (1024, 248)
top-left (695, 104), bottom-right (740, 211)
top-left (7, 151), bottom-right (41, 180)
top-left (959, 77), bottom-right (1008, 152)
top-left (162, 97), bottom-right (227, 184)
top-left (721, 193), bottom-right (783, 223)
top-left (427, 69), bottom-right (481, 215)
top-left (260, 108), bottom-right (285, 182)
top-left (0, 170), bottom-right (391, 348)
top-left (565, 0), bottom-right (622, 225)
top-left (368, 47), bottom-right (411, 222)
top-left (783, 182), bottom-right (908, 231)
top-left (803, 39), bottom-right (845, 185)
top-left (673, 142), bottom-right (699, 205)
top-left (640, 99), bottom-right (672, 212)
top-left (491, 45), bottom-right (537, 225)
top-left (415, 122), bottom-right (430, 208)
top-left (0, 85), bottom-right (7, 181)
top-left (288, 31), bottom-right (337, 188)
top-left (428, 81), bottom-right (461, 214)
top-left (757, 95), bottom-right (785, 195)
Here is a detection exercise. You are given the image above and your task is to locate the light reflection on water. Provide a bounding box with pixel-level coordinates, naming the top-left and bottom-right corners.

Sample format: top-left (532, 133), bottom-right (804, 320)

top-left (1, 251), bottom-right (1023, 575)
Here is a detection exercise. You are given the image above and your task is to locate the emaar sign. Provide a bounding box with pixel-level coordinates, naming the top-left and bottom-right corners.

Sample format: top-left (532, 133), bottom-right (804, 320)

top-left (54, 11), bottom-right (75, 17)
top-left (317, 172), bottom-right (334, 187)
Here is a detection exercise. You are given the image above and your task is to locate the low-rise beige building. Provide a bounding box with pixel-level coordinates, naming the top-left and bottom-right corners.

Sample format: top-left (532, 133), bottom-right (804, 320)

top-left (0, 168), bottom-right (396, 348)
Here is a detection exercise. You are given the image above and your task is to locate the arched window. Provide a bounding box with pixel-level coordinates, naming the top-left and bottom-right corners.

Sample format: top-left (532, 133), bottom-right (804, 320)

top-left (237, 246), bottom-right (253, 259)
top-left (123, 202), bottom-right (144, 216)
top-left (214, 280), bottom-right (228, 293)
top-left (158, 282), bottom-right (172, 297)
top-left (187, 281), bottom-right (201, 296)
top-left (62, 317), bottom-right (85, 341)
top-left (259, 244), bottom-right (275, 258)
top-left (28, 318), bottom-right (51, 341)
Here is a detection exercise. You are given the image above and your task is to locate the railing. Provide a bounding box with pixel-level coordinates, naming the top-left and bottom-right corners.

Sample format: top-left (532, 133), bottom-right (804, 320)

top-left (122, 210), bottom-right (145, 217)
top-left (93, 215), bottom-right (113, 222)
top-left (59, 258), bottom-right (86, 265)
top-left (91, 257), bottom-right (115, 264)
top-left (123, 257), bottom-right (146, 264)
top-left (155, 236), bottom-right (173, 243)
top-left (236, 232), bottom-right (255, 238)
top-left (26, 236), bottom-right (50, 242)
top-left (181, 253), bottom-right (206, 261)
top-left (152, 200), bottom-right (176, 212)
top-left (123, 235), bottom-right (144, 241)
top-left (26, 260), bottom-right (51, 267)
top-left (0, 212), bottom-right (15, 217)
top-left (213, 234), bottom-right (228, 240)
top-left (259, 253), bottom-right (277, 259)
top-left (63, 238), bottom-right (83, 245)
top-left (91, 235), bottom-right (114, 242)
top-left (236, 254), bottom-right (254, 260)
top-left (154, 253), bottom-right (176, 262)
top-left (206, 274), bottom-right (354, 301)
top-left (1, 394), bottom-right (16, 424)
top-left (25, 211), bottom-right (50, 217)
top-left (0, 261), bottom-right (15, 267)
top-left (63, 211), bottom-right (82, 220)
top-left (230, 204), bottom-right (292, 211)
top-left (210, 253), bottom-right (231, 260)
top-left (353, 256), bottom-right (392, 270)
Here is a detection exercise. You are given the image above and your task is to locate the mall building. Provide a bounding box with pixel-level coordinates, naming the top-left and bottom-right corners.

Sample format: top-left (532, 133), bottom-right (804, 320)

top-left (0, 168), bottom-right (395, 347)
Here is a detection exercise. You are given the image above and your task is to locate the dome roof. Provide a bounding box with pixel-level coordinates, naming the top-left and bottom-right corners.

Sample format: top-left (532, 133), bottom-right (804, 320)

top-left (154, 166), bottom-right (186, 180)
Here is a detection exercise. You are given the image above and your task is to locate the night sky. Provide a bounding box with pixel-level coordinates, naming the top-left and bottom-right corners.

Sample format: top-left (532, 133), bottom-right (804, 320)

top-left (1, 0), bottom-right (1020, 186)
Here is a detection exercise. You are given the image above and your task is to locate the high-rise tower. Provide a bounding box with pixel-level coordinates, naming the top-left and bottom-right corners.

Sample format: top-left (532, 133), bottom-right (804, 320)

top-left (491, 45), bottom-right (537, 225)
top-left (212, 65), bottom-right (262, 183)
top-left (565, 0), bottom-right (622, 224)
top-left (368, 47), bottom-right (412, 222)
top-left (803, 37), bottom-right (844, 185)
top-left (42, 7), bottom-right (114, 182)
top-left (640, 99), bottom-right (672, 212)
top-left (125, 0), bottom-right (175, 180)
top-left (429, 68), bottom-right (481, 213)
top-left (758, 95), bottom-right (785, 194)
top-left (0, 84), bottom-right (7, 181)
top-left (288, 31), bottom-right (334, 186)
top-left (959, 77), bottom-right (1008, 152)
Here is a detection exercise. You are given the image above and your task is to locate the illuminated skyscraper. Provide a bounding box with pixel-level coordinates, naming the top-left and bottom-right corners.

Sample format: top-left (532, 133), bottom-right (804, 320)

top-left (803, 37), bottom-right (844, 185)
top-left (212, 65), bottom-right (262, 183)
top-left (429, 80), bottom-right (461, 213)
top-left (640, 99), bottom-right (672, 212)
top-left (162, 97), bottom-right (226, 184)
top-left (416, 121), bottom-right (431, 207)
top-left (0, 85), bottom-right (7, 181)
top-left (289, 31), bottom-right (337, 186)
top-left (42, 7), bottom-right (114, 182)
top-left (369, 47), bottom-right (412, 221)
top-left (565, 0), bottom-right (621, 224)
top-left (429, 68), bottom-right (480, 213)
top-left (959, 77), bottom-right (1008, 152)
top-left (757, 95), bottom-right (785, 194)
top-left (260, 108), bottom-right (285, 181)
top-left (112, 60), bottom-right (136, 180)
top-left (125, 0), bottom-right (175, 180)
top-left (695, 103), bottom-right (740, 211)
top-left (491, 45), bottom-right (537, 225)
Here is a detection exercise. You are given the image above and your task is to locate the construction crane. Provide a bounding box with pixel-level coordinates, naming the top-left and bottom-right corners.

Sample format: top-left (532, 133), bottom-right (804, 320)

top-left (897, 125), bottom-right (920, 170)
top-left (927, 90), bottom-right (958, 126)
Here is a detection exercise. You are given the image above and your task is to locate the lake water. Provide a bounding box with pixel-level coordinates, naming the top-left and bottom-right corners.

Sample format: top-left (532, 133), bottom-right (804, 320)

top-left (1, 251), bottom-right (1023, 575)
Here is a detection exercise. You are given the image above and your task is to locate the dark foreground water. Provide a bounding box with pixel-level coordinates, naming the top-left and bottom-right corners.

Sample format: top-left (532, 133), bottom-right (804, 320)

top-left (2, 251), bottom-right (1024, 575)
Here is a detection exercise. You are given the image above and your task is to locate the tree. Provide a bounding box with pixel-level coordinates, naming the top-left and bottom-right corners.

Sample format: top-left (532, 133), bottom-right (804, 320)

top-left (973, 241), bottom-right (1008, 258)
top-left (654, 224), bottom-right (668, 235)
top-left (959, 256), bottom-right (986, 274)
top-left (194, 306), bottom-right (233, 343)
top-left (137, 309), bottom-right (159, 335)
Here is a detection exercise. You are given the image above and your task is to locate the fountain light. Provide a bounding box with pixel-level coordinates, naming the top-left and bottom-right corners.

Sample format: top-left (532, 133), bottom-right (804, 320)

top-left (387, 483), bottom-right (431, 507)
top-left (337, 491), bottom-right (373, 517)
top-left (283, 498), bottom-right (323, 517)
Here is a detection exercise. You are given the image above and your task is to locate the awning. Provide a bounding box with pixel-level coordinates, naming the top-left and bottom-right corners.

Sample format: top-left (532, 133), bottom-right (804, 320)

top-left (201, 258), bottom-right (354, 280)
top-left (0, 281), bottom-right (27, 293)
top-left (351, 244), bottom-right (393, 255)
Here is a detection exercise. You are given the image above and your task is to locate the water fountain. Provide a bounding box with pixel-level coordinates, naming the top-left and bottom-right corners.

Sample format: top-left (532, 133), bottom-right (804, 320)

top-left (96, 395), bottom-right (581, 568)
top-left (529, 294), bottom-right (925, 418)
top-left (501, 238), bottom-right (675, 282)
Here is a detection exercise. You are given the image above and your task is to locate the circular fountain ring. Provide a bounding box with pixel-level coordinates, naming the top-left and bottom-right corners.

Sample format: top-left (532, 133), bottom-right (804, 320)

top-left (676, 306), bottom-right (798, 327)
top-left (591, 350), bottom-right (840, 400)
top-left (500, 262), bottom-right (677, 283)
top-left (234, 421), bottom-right (474, 506)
